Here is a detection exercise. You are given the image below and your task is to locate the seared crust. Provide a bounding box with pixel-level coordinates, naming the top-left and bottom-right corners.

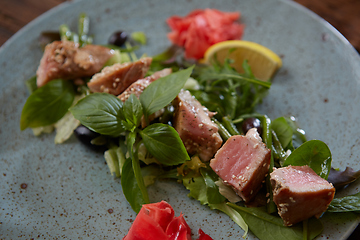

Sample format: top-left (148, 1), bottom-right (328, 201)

top-left (36, 41), bottom-right (114, 87)
top-left (270, 165), bottom-right (335, 226)
top-left (87, 57), bottom-right (152, 95)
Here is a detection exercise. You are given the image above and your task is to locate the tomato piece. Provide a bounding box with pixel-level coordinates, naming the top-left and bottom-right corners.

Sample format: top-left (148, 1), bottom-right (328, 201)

top-left (123, 201), bottom-right (174, 240)
top-left (166, 8), bottom-right (244, 59)
top-left (123, 201), bottom-right (214, 240)
top-left (197, 229), bottom-right (214, 240)
top-left (166, 214), bottom-right (192, 240)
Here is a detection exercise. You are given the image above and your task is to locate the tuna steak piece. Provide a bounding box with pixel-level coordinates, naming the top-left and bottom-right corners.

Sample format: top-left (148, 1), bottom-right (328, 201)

top-left (210, 128), bottom-right (271, 202)
top-left (87, 57), bottom-right (152, 95)
top-left (173, 90), bottom-right (223, 162)
top-left (270, 165), bottom-right (335, 226)
top-left (117, 68), bottom-right (172, 102)
top-left (36, 41), bottom-right (114, 87)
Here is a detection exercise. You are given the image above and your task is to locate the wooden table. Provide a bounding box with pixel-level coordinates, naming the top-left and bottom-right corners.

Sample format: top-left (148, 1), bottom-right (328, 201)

top-left (1, 0), bottom-right (360, 52)
top-left (0, 0), bottom-right (359, 239)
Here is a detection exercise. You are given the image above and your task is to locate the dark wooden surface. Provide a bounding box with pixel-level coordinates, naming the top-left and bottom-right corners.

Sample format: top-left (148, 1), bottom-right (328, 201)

top-left (0, 0), bottom-right (359, 239)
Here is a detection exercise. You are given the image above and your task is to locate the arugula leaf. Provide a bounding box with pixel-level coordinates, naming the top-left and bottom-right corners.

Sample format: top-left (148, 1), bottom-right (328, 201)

top-left (183, 172), bottom-right (209, 205)
top-left (20, 79), bottom-right (75, 130)
top-left (182, 170), bottom-right (248, 236)
top-left (139, 123), bottom-right (189, 166)
top-left (140, 65), bottom-right (194, 120)
top-left (192, 59), bottom-right (270, 120)
top-left (200, 168), bottom-right (226, 204)
top-left (228, 203), bottom-right (323, 240)
top-left (121, 158), bottom-right (145, 213)
top-left (327, 191), bottom-right (360, 212)
top-left (69, 93), bottom-right (127, 136)
top-left (210, 203), bottom-right (249, 238)
top-left (283, 140), bottom-right (332, 179)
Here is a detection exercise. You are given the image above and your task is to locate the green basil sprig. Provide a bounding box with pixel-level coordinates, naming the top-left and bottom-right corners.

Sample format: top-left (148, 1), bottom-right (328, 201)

top-left (121, 157), bottom-right (146, 213)
top-left (70, 66), bottom-right (194, 213)
top-left (140, 65), bottom-right (194, 121)
top-left (20, 79), bottom-right (75, 130)
top-left (140, 123), bottom-right (189, 166)
top-left (69, 92), bottom-right (127, 136)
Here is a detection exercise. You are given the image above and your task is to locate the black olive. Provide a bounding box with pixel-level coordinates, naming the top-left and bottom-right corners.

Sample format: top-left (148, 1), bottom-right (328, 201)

top-left (74, 125), bottom-right (105, 151)
top-left (242, 117), bottom-right (262, 136)
top-left (108, 31), bottom-right (128, 47)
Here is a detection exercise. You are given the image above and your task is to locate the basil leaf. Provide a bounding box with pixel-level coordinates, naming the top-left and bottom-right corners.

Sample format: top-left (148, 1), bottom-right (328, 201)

top-left (228, 203), bottom-right (323, 240)
top-left (25, 76), bottom-right (38, 94)
top-left (327, 192), bottom-right (360, 212)
top-left (139, 123), bottom-right (189, 166)
top-left (124, 94), bottom-right (143, 129)
top-left (283, 140), bottom-right (332, 179)
top-left (121, 158), bottom-right (145, 213)
top-left (127, 132), bottom-right (149, 204)
top-left (271, 117), bottom-right (293, 149)
top-left (140, 65), bottom-right (194, 119)
top-left (69, 93), bottom-right (127, 136)
top-left (20, 79), bottom-right (75, 130)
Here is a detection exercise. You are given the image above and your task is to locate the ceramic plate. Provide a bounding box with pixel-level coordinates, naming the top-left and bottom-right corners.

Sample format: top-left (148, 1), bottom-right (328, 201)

top-left (1, 0), bottom-right (360, 239)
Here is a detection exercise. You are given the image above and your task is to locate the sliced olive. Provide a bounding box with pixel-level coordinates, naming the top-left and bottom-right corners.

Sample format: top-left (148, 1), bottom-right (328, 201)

top-left (242, 117), bottom-right (262, 136)
top-left (74, 125), bottom-right (106, 151)
top-left (108, 31), bottom-right (128, 47)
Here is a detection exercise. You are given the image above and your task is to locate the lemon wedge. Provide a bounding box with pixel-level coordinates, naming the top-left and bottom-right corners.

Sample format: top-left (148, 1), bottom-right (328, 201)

top-left (201, 40), bottom-right (282, 81)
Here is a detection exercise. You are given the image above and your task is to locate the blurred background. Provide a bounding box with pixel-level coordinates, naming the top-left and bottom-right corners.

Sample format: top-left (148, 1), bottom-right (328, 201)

top-left (0, 0), bottom-right (359, 239)
top-left (0, 0), bottom-right (359, 52)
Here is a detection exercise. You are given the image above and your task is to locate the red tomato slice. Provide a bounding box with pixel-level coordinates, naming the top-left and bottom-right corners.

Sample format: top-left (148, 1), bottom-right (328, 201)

top-left (123, 201), bottom-right (174, 240)
top-left (166, 214), bottom-right (192, 240)
top-left (166, 8), bottom-right (244, 60)
top-left (123, 201), bottom-right (213, 240)
top-left (197, 229), bottom-right (214, 240)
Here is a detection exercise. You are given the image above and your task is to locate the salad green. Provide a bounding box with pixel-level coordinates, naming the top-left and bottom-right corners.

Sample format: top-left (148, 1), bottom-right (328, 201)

top-left (19, 13), bottom-right (360, 240)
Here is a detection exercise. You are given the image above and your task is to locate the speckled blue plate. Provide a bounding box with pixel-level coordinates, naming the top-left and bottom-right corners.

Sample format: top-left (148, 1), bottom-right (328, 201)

top-left (1, 0), bottom-right (360, 239)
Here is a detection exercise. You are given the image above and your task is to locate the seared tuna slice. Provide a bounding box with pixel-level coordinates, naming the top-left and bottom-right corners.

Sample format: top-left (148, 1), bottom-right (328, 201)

top-left (173, 90), bottom-right (222, 162)
top-left (117, 68), bottom-right (172, 102)
top-left (36, 41), bottom-right (114, 87)
top-left (270, 165), bottom-right (335, 226)
top-left (87, 57), bottom-right (152, 95)
top-left (210, 128), bottom-right (271, 202)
